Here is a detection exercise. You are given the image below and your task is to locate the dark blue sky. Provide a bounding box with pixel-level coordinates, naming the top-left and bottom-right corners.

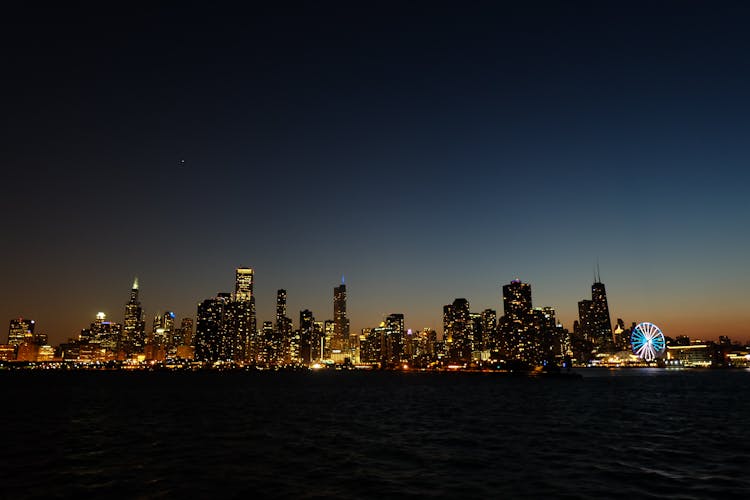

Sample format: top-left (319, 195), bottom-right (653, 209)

top-left (3, 2), bottom-right (749, 343)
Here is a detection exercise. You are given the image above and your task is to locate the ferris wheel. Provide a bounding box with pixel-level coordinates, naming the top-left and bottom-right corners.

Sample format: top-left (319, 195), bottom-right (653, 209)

top-left (631, 322), bottom-right (666, 361)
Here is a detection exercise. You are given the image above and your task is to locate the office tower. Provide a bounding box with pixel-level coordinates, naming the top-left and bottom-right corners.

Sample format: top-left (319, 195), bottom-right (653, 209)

top-left (499, 279), bottom-right (539, 364)
top-left (383, 313), bottom-right (404, 365)
top-left (151, 311), bottom-right (176, 348)
top-left (443, 299), bottom-right (471, 363)
top-left (333, 280), bottom-right (349, 345)
top-left (260, 321), bottom-right (274, 364)
top-left (577, 299), bottom-right (594, 341)
top-left (275, 289), bottom-right (292, 362)
top-left (323, 320), bottom-right (335, 360)
top-left (312, 321), bottom-right (324, 361)
top-left (194, 294), bottom-right (229, 362)
top-left (224, 299), bottom-right (252, 362)
top-left (481, 309), bottom-right (497, 352)
top-left (235, 267), bottom-right (254, 301)
top-left (8, 318), bottom-right (35, 347)
top-left (502, 279), bottom-right (532, 321)
top-left (224, 267), bottom-right (255, 362)
top-left (82, 312), bottom-right (121, 353)
top-left (178, 318), bottom-right (194, 347)
top-left (299, 309), bottom-right (314, 365)
top-left (576, 272), bottom-right (614, 352)
top-left (590, 280), bottom-right (613, 346)
top-left (122, 277), bottom-right (146, 354)
top-left (359, 328), bottom-right (377, 364)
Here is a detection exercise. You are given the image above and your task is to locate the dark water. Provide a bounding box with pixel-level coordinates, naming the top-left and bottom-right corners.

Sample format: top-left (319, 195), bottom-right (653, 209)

top-left (2, 369), bottom-right (749, 499)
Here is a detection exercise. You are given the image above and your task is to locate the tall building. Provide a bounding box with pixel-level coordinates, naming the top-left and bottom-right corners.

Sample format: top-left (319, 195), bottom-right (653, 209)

top-left (299, 309), bottom-right (315, 365)
top-left (122, 277), bottom-right (145, 355)
top-left (83, 312), bottom-right (121, 353)
top-left (178, 317), bottom-right (194, 347)
top-left (229, 267), bottom-right (256, 361)
top-left (194, 294), bottom-right (230, 362)
top-left (235, 267), bottom-right (254, 301)
top-left (275, 289), bottom-right (292, 363)
top-left (151, 311), bottom-right (176, 348)
top-left (387, 313), bottom-right (405, 363)
top-left (481, 309), bottom-right (497, 353)
top-left (498, 279), bottom-right (539, 364)
top-left (443, 299), bottom-right (471, 364)
top-left (8, 318), bottom-right (34, 347)
top-left (590, 281), bottom-right (613, 346)
top-left (333, 280), bottom-right (349, 345)
top-left (502, 279), bottom-right (532, 321)
top-left (576, 274), bottom-right (614, 351)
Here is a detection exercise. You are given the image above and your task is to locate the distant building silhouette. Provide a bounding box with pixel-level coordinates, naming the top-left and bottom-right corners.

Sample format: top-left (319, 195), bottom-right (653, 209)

top-left (122, 278), bottom-right (145, 355)
top-left (443, 298), bottom-right (471, 364)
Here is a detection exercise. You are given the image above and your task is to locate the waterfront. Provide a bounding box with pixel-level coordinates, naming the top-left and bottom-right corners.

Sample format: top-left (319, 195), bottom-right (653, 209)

top-left (2, 369), bottom-right (749, 498)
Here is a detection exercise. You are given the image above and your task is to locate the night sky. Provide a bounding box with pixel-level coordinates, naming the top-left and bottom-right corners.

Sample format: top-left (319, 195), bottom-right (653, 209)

top-left (3, 2), bottom-right (749, 344)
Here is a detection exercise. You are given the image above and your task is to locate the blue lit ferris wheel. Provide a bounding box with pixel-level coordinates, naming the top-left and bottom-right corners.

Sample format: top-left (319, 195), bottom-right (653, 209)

top-left (631, 322), bottom-right (666, 362)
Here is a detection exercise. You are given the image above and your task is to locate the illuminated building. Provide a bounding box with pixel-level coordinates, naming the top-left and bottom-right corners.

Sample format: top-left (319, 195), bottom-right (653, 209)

top-left (151, 311), bottom-right (176, 348)
top-left (503, 280), bottom-right (532, 321)
top-left (260, 321), bottom-right (274, 364)
top-left (225, 300), bottom-right (252, 362)
top-left (37, 345), bottom-right (55, 361)
top-left (0, 345), bottom-right (15, 361)
top-left (324, 320), bottom-right (335, 359)
top-left (275, 289), bottom-right (292, 363)
top-left (666, 344), bottom-right (713, 367)
top-left (383, 313), bottom-right (404, 365)
top-left (177, 317), bottom-right (194, 348)
top-left (359, 328), bottom-right (377, 363)
top-left (333, 280), bottom-right (349, 346)
top-left (577, 275), bottom-right (614, 351)
top-left (232, 267), bottom-right (256, 361)
top-left (8, 318), bottom-right (35, 347)
top-left (498, 280), bottom-right (539, 364)
top-left (122, 278), bottom-right (146, 355)
top-left (83, 312), bottom-right (122, 353)
top-left (299, 309), bottom-right (314, 364)
top-left (443, 299), bottom-right (471, 363)
top-left (235, 267), bottom-right (254, 301)
top-left (313, 321), bottom-right (325, 361)
top-left (481, 309), bottom-right (497, 353)
top-left (194, 294), bottom-right (230, 362)
top-left (590, 280), bottom-right (613, 347)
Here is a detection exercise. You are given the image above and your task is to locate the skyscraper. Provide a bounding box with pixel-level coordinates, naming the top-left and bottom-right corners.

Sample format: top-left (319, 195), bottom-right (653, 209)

top-left (333, 280), bottom-right (349, 345)
top-left (590, 281), bottom-right (613, 347)
top-left (275, 289), bottom-right (292, 364)
top-left (443, 299), bottom-right (471, 363)
top-left (384, 313), bottom-right (405, 365)
top-left (122, 277), bottom-right (145, 355)
top-left (194, 294), bottom-right (230, 362)
top-left (229, 267), bottom-right (256, 361)
top-left (235, 267), bottom-right (254, 301)
top-left (8, 318), bottom-right (34, 347)
top-left (502, 279), bottom-right (532, 321)
top-left (299, 309), bottom-right (314, 365)
top-left (499, 279), bottom-right (539, 364)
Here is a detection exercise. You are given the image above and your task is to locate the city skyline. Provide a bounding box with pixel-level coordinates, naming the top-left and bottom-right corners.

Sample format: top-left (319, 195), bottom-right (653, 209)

top-left (3, 3), bottom-right (750, 344)
top-left (6, 265), bottom-right (747, 346)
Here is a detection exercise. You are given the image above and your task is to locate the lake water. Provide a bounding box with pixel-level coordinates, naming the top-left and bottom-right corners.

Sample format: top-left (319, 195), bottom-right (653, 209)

top-left (2, 369), bottom-right (749, 498)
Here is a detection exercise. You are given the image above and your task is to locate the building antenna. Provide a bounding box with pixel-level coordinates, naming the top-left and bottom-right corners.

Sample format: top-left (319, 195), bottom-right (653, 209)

top-left (341, 274), bottom-right (345, 285)
top-left (596, 258), bottom-right (601, 283)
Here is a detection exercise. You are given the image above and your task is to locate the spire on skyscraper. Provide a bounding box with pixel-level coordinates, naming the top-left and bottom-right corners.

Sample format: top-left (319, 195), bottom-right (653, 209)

top-left (133, 276), bottom-right (139, 290)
